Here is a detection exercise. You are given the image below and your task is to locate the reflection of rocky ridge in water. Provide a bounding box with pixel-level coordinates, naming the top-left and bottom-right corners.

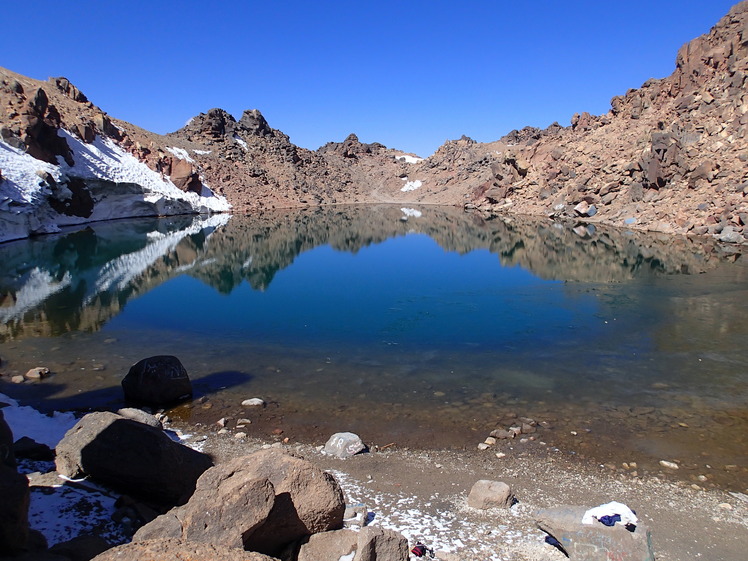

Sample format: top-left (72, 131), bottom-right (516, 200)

top-left (0, 214), bottom-right (229, 340)
top-left (189, 206), bottom-right (744, 292)
top-left (1, 206), bottom-right (743, 340)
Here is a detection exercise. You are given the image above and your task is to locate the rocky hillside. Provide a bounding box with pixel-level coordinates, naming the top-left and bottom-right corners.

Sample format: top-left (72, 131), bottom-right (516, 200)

top-left (1, 1), bottom-right (747, 243)
top-left (401, 0), bottom-right (748, 240)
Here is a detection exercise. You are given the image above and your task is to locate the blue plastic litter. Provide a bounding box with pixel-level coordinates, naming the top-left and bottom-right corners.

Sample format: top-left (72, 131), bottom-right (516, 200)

top-left (598, 514), bottom-right (621, 526)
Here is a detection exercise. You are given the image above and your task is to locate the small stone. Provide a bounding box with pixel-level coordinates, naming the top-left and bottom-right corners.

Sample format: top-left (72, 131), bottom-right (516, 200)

top-left (484, 437), bottom-right (497, 445)
top-left (697, 475), bottom-right (708, 482)
top-left (477, 443), bottom-right (490, 450)
top-left (24, 367), bottom-right (50, 380)
top-left (217, 429), bottom-right (229, 435)
top-left (467, 480), bottom-right (515, 509)
top-left (659, 460), bottom-right (679, 470)
top-left (236, 418), bottom-right (252, 426)
top-left (241, 398), bottom-right (265, 407)
top-left (495, 452), bottom-right (506, 458)
top-left (490, 429), bottom-right (514, 439)
top-left (718, 503), bottom-right (733, 510)
top-left (234, 432), bottom-right (247, 439)
top-left (323, 432), bottom-right (365, 458)
top-left (11, 375), bottom-right (24, 384)
top-left (216, 418), bottom-right (226, 427)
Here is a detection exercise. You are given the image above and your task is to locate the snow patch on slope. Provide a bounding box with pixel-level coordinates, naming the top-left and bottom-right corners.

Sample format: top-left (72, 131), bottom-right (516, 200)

top-left (401, 179), bottom-right (423, 192)
top-left (396, 154), bottom-right (423, 164)
top-left (233, 134), bottom-right (248, 150)
top-left (0, 132), bottom-right (230, 243)
top-left (166, 146), bottom-right (194, 163)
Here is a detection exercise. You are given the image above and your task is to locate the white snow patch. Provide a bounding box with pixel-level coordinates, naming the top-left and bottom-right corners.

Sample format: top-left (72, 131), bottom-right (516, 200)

top-left (400, 179), bottom-right (423, 192)
top-left (0, 392), bottom-right (77, 448)
top-left (166, 146), bottom-right (194, 163)
top-left (330, 469), bottom-right (531, 560)
top-left (400, 208), bottom-right (422, 218)
top-left (0, 132), bottom-right (230, 243)
top-left (396, 154), bottom-right (423, 164)
top-left (233, 134), bottom-right (248, 150)
top-left (192, 149), bottom-right (211, 155)
top-left (28, 482), bottom-right (128, 547)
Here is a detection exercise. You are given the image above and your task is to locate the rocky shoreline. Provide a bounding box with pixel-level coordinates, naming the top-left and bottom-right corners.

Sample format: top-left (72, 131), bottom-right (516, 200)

top-left (5, 392), bottom-right (748, 561)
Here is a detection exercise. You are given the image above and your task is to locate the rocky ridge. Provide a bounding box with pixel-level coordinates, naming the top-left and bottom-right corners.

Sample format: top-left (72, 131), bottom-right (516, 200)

top-left (1, 2), bottom-right (747, 242)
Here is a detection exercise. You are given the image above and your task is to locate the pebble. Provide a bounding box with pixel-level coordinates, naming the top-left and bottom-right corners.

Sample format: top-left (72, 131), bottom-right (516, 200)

top-left (477, 443), bottom-right (490, 451)
top-left (660, 460), bottom-right (679, 470)
top-left (217, 429), bottom-right (229, 435)
top-left (718, 503), bottom-right (733, 510)
top-left (242, 398), bottom-right (265, 407)
top-left (11, 375), bottom-right (24, 384)
top-left (216, 418), bottom-right (227, 427)
top-left (237, 418), bottom-right (252, 426)
top-left (484, 437), bottom-right (497, 446)
top-left (25, 367), bottom-right (50, 380)
top-left (234, 432), bottom-right (247, 439)
top-left (496, 452), bottom-right (506, 458)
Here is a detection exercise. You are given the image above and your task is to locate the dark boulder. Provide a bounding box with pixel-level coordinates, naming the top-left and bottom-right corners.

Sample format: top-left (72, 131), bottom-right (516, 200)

top-left (121, 355), bottom-right (193, 406)
top-left (13, 436), bottom-right (54, 462)
top-left (0, 464), bottom-right (30, 555)
top-left (0, 409), bottom-right (15, 468)
top-left (55, 411), bottom-right (212, 506)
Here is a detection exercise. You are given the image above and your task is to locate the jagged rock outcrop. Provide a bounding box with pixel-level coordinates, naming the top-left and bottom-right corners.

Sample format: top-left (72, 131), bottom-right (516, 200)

top-left (430, 1), bottom-right (748, 238)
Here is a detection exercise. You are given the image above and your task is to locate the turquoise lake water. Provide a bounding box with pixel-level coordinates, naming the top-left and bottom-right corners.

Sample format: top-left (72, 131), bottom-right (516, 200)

top-left (1, 205), bottom-right (746, 489)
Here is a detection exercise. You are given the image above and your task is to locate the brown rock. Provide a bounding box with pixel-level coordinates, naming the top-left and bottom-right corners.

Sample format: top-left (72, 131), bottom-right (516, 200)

top-left (297, 526), bottom-right (409, 561)
top-left (467, 480), bottom-right (515, 510)
top-left (91, 538), bottom-right (279, 561)
top-left (222, 448), bottom-right (345, 556)
top-left (138, 476), bottom-right (275, 549)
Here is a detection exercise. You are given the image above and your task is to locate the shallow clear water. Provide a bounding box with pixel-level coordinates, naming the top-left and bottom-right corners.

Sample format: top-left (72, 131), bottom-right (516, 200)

top-left (1, 205), bottom-right (747, 489)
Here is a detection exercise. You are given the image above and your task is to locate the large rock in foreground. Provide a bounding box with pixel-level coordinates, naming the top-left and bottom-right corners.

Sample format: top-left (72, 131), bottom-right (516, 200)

top-left (55, 411), bottom-right (213, 505)
top-left (536, 505), bottom-right (654, 561)
top-left (136, 448), bottom-right (345, 556)
top-left (91, 538), bottom-right (279, 561)
top-left (121, 355), bottom-right (193, 406)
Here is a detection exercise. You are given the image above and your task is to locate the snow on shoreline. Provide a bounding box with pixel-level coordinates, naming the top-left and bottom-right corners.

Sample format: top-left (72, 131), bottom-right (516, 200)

top-left (0, 392), bottom-right (77, 448)
top-left (0, 132), bottom-right (230, 244)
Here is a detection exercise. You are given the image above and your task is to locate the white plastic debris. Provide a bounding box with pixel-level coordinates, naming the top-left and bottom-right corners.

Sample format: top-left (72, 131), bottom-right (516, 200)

top-left (581, 501), bottom-right (638, 526)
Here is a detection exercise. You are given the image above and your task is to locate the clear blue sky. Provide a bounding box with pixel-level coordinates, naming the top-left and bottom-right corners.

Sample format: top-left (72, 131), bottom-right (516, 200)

top-left (4, 1), bottom-right (739, 156)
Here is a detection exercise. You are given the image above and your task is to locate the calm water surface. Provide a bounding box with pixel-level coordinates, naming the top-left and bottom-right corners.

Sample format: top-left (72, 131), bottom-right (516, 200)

top-left (1, 205), bottom-right (746, 489)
